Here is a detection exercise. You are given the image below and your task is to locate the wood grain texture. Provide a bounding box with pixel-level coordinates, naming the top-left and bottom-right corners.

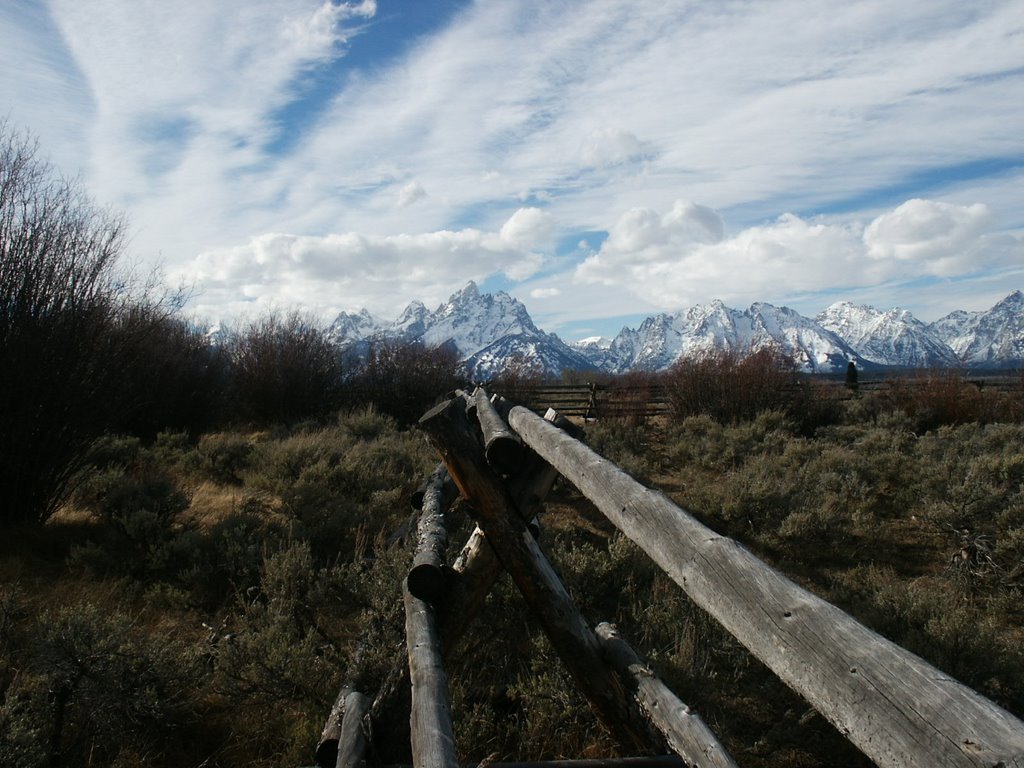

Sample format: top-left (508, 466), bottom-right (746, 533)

top-left (508, 405), bottom-right (1024, 768)
top-left (474, 386), bottom-right (524, 475)
top-left (334, 690), bottom-right (370, 768)
top-left (404, 579), bottom-right (458, 768)
top-left (596, 623), bottom-right (738, 768)
top-left (419, 399), bottom-right (657, 751)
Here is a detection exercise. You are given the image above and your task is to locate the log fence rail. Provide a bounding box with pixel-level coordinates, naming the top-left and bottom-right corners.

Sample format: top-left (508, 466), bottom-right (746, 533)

top-left (315, 386), bottom-right (1024, 768)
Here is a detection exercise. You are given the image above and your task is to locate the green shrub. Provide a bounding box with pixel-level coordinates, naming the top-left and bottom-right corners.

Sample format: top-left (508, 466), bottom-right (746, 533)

top-left (193, 432), bottom-right (255, 484)
top-left (1, 603), bottom-right (202, 767)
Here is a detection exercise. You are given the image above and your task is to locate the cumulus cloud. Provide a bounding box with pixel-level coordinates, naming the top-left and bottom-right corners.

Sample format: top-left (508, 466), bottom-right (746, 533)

top-left (498, 206), bottom-right (556, 248)
top-left (178, 208), bottom-right (548, 320)
top-left (574, 198), bottom-right (1022, 310)
top-left (863, 199), bottom-right (994, 269)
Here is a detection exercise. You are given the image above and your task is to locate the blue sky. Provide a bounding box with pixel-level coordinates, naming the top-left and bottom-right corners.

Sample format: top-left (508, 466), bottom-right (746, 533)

top-left (2, 0), bottom-right (1023, 340)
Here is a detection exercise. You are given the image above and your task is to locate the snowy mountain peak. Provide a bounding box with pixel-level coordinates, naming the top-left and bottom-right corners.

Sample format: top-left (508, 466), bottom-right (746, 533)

top-left (330, 287), bottom-right (1023, 377)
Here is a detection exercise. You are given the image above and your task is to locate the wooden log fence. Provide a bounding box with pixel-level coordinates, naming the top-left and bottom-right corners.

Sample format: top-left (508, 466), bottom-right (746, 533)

top-left (489, 376), bottom-right (1024, 420)
top-left (315, 387), bottom-right (1024, 768)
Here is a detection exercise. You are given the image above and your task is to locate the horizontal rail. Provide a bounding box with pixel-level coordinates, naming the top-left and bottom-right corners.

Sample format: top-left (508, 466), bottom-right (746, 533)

top-left (506, 405), bottom-right (1024, 768)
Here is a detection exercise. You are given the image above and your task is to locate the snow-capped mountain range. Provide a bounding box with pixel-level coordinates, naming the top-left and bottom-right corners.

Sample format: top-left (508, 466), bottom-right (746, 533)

top-left (330, 284), bottom-right (1024, 378)
top-left (330, 281), bottom-right (593, 378)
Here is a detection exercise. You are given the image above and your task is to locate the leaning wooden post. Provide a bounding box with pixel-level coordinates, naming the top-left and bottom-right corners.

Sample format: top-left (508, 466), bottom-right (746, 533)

top-left (596, 623), bottom-right (738, 768)
top-left (364, 412), bottom-right (567, 757)
top-left (419, 399), bottom-right (657, 751)
top-left (404, 578), bottom-right (458, 768)
top-left (507, 405), bottom-right (1024, 768)
top-left (407, 464), bottom-right (456, 603)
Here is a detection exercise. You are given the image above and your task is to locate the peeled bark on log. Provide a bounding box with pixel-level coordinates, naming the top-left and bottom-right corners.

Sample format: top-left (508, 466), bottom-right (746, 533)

top-left (408, 464), bottom-right (457, 603)
top-left (474, 387), bottom-right (524, 475)
top-left (404, 578), bottom-right (458, 768)
top-left (596, 623), bottom-right (738, 768)
top-left (507, 405), bottom-right (1024, 768)
top-left (419, 398), bottom-right (657, 751)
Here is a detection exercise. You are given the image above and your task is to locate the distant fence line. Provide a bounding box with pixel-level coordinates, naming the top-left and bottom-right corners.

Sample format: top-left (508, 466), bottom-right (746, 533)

top-left (486, 376), bottom-right (1022, 420)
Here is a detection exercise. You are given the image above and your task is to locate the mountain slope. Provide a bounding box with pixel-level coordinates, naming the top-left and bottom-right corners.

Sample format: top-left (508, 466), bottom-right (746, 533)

top-left (332, 286), bottom-right (1024, 377)
top-left (929, 290), bottom-right (1024, 367)
top-left (816, 302), bottom-right (958, 368)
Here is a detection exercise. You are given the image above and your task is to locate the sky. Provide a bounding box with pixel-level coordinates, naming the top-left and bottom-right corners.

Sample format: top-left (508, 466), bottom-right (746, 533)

top-left (2, 0), bottom-right (1023, 341)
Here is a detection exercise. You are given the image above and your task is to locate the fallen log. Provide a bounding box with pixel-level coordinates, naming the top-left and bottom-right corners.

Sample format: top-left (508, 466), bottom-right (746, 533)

top-left (316, 685), bottom-right (351, 768)
top-left (419, 398), bottom-right (657, 751)
top-left (474, 387), bottom-right (524, 475)
top-left (507, 405), bottom-right (1024, 768)
top-left (407, 464), bottom-right (457, 603)
top-left (334, 690), bottom-right (370, 768)
top-left (596, 623), bottom-right (737, 768)
top-left (404, 578), bottom-right (458, 768)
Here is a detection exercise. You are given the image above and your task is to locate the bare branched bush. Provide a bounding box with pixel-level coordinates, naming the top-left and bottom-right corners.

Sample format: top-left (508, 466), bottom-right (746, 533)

top-left (490, 352), bottom-right (545, 405)
top-left (0, 123), bottom-right (181, 523)
top-left (664, 347), bottom-right (798, 423)
top-left (226, 310), bottom-right (343, 426)
top-left (346, 338), bottom-right (463, 425)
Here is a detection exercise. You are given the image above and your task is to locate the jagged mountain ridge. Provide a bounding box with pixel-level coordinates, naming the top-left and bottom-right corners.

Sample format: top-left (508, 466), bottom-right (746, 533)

top-left (929, 290), bottom-right (1024, 368)
top-left (331, 284), bottom-right (1024, 376)
top-left (330, 281), bottom-right (594, 378)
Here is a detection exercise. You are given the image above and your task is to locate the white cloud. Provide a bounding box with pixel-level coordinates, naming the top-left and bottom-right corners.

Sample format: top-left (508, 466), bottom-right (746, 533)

top-left (4, 0), bottom-right (1023, 327)
top-left (574, 198), bottom-right (1023, 310)
top-left (397, 181), bottom-right (427, 208)
top-left (498, 207), bottom-right (556, 248)
top-left (530, 288), bottom-right (561, 299)
top-left (177, 209), bottom-right (548, 320)
top-left (863, 199), bottom-right (994, 269)
top-left (580, 128), bottom-right (651, 168)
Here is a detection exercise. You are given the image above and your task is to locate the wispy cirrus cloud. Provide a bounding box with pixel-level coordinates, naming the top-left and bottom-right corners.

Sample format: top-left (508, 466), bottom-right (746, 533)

top-left (2, 0), bottom-right (1022, 333)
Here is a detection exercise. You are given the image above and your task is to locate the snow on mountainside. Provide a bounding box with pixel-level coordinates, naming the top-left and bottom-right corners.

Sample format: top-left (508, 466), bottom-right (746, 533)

top-left (329, 308), bottom-right (380, 345)
top-left (929, 290), bottom-right (1024, 367)
top-left (576, 300), bottom-right (865, 373)
top-left (331, 285), bottom-right (1024, 377)
top-left (816, 302), bottom-right (958, 368)
top-left (329, 281), bottom-right (594, 378)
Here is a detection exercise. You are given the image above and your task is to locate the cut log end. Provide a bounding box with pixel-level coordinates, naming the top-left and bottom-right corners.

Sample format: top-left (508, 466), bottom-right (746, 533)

top-left (407, 563), bottom-right (452, 604)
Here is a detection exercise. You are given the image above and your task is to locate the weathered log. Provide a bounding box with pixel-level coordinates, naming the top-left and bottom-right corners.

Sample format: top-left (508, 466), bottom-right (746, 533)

top-left (408, 464), bottom-right (457, 603)
top-left (486, 758), bottom-right (685, 768)
top-left (595, 623), bottom-right (737, 768)
top-left (455, 387), bottom-right (478, 423)
top-left (335, 690), bottom-right (370, 768)
top-left (365, 411), bottom-right (566, 758)
top-left (404, 578), bottom-right (458, 768)
top-left (410, 462), bottom-right (459, 510)
top-left (316, 685), bottom-right (352, 768)
top-left (474, 387), bottom-right (524, 475)
top-left (507, 405), bottom-right (1024, 768)
top-left (419, 398), bottom-right (657, 751)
